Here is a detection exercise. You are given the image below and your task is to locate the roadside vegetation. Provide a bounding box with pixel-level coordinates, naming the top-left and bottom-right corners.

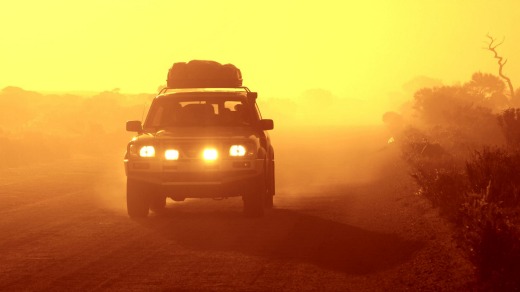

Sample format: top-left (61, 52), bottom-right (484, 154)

top-left (385, 72), bottom-right (520, 289)
top-left (0, 86), bottom-right (152, 167)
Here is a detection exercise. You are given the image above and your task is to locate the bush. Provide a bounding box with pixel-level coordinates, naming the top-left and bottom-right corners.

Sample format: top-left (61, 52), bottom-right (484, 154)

top-left (410, 157), bottom-right (467, 221)
top-left (460, 147), bottom-right (520, 289)
top-left (498, 108), bottom-right (520, 150)
top-left (396, 76), bottom-right (520, 289)
top-left (461, 192), bottom-right (520, 290)
top-left (398, 115), bottom-right (520, 289)
top-left (466, 147), bottom-right (520, 206)
top-left (398, 127), bottom-right (466, 221)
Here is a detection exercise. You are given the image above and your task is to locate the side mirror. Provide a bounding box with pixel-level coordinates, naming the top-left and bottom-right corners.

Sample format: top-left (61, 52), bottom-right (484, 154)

top-left (247, 92), bottom-right (258, 100)
top-left (126, 120), bottom-right (142, 132)
top-left (258, 119), bottom-right (274, 130)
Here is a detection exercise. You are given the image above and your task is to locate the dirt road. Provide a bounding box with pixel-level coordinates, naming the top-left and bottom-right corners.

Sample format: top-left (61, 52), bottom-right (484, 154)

top-left (0, 127), bottom-right (473, 291)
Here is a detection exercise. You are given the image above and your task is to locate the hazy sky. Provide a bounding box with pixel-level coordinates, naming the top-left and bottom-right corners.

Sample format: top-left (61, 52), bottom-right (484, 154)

top-left (1, 1), bottom-right (519, 103)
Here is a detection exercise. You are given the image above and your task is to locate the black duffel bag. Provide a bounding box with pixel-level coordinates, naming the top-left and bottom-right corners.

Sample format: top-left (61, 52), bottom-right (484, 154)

top-left (167, 60), bottom-right (243, 88)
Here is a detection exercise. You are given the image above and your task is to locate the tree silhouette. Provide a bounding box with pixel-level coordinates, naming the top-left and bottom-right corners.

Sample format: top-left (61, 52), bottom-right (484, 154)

top-left (464, 72), bottom-right (508, 110)
top-left (412, 82), bottom-right (505, 151)
top-left (485, 35), bottom-right (515, 100)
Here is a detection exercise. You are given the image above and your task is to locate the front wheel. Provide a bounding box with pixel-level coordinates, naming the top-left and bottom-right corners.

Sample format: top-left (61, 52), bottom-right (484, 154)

top-left (243, 190), bottom-right (264, 217)
top-left (243, 176), bottom-right (265, 217)
top-left (150, 194), bottom-right (167, 214)
top-left (127, 179), bottom-right (151, 218)
top-left (264, 161), bottom-right (275, 208)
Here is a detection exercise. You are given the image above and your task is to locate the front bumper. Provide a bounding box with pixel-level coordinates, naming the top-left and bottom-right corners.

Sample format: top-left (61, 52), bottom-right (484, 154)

top-left (124, 158), bottom-right (264, 198)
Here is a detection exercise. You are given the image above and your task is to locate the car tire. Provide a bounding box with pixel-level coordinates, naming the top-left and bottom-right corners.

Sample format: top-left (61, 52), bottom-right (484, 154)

top-left (127, 179), bottom-right (151, 218)
top-left (264, 161), bottom-right (275, 208)
top-left (243, 175), bottom-right (265, 217)
top-left (150, 194), bottom-right (167, 214)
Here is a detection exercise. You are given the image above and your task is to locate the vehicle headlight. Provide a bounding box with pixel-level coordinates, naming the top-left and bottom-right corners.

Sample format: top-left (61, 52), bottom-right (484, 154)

top-left (139, 146), bottom-right (156, 157)
top-left (202, 148), bottom-right (218, 161)
top-left (165, 149), bottom-right (179, 160)
top-left (229, 145), bottom-right (246, 157)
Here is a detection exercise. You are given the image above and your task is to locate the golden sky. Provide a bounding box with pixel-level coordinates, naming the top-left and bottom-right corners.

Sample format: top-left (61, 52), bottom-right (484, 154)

top-left (1, 1), bottom-right (519, 109)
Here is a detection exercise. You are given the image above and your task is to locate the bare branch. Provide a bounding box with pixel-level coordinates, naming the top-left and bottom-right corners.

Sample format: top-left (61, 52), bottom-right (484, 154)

top-left (486, 34), bottom-right (505, 50)
top-left (485, 34), bottom-right (515, 99)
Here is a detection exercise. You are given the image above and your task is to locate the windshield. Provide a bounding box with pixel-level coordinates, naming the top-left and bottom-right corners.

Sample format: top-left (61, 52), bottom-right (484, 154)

top-left (144, 95), bottom-right (256, 130)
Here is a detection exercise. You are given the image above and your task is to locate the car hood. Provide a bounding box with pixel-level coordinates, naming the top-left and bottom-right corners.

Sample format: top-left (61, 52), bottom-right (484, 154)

top-left (135, 127), bottom-right (258, 142)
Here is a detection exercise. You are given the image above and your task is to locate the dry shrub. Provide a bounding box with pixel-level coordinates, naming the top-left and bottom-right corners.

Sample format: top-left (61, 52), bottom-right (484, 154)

top-left (400, 127), bottom-right (467, 221)
top-left (461, 191), bottom-right (520, 290)
top-left (403, 133), bottom-right (520, 289)
top-left (466, 147), bottom-right (520, 205)
top-left (498, 108), bottom-right (520, 150)
top-left (461, 147), bottom-right (520, 289)
top-left (410, 158), bottom-right (466, 219)
top-left (398, 76), bottom-right (520, 288)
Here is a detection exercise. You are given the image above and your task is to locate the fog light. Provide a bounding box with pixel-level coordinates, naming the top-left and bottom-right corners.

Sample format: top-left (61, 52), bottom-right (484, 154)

top-left (203, 148), bottom-right (218, 161)
top-left (165, 149), bottom-right (179, 160)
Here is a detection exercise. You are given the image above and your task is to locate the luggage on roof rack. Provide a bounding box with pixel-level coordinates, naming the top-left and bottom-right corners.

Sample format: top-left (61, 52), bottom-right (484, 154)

top-left (166, 60), bottom-right (243, 88)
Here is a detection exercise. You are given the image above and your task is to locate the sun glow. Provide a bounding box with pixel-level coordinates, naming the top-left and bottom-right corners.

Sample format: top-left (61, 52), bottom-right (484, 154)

top-left (1, 1), bottom-right (520, 126)
top-left (2, 1), bottom-right (519, 100)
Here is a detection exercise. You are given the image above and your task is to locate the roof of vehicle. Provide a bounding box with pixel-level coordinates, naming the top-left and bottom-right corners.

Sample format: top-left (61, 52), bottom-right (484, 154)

top-left (157, 87), bottom-right (250, 97)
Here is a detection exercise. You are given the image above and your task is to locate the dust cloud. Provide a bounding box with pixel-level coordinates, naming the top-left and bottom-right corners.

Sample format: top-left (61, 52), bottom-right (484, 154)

top-left (258, 88), bottom-right (399, 195)
top-left (0, 86), bottom-right (397, 205)
top-left (272, 126), bottom-right (397, 195)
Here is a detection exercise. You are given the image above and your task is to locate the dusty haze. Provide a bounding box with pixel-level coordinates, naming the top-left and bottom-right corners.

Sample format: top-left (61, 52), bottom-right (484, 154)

top-left (2, 2), bottom-right (518, 288)
top-left (1, 1), bottom-right (520, 126)
top-left (0, 86), bottom-right (395, 197)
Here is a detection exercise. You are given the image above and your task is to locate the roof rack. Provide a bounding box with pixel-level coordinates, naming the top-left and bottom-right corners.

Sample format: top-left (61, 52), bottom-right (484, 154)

top-left (158, 86), bottom-right (251, 95)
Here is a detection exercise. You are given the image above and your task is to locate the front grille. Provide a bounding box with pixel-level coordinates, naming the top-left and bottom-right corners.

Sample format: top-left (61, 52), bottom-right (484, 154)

top-left (161, 142), bottom-right (223, 159)
top-left (181, 143), bottom-right (205, 158)
top-left (162, 170), bottom-right (255, 182)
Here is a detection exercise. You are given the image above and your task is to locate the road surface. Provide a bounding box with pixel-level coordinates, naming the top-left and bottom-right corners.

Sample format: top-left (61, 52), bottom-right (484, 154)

top-left (0, 127), bottom-right (473, 291)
